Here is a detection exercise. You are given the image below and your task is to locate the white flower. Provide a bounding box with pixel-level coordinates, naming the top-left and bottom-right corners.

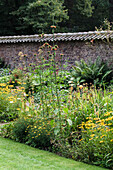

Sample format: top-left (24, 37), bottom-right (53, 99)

top-left (17, 98), bottom-right (21, 100)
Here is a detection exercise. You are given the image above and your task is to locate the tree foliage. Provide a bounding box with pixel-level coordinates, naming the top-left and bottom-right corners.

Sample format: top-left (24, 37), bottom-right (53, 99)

top-left (64, 0), bottom-right (112, 32)
top-left (0, 0), bottom-right (112, 35)
top-left (12, 0), bottom-right (68, 34)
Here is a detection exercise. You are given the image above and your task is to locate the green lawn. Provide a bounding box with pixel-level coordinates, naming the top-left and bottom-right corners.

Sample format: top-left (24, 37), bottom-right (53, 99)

top-left (0, 137), bottom-right (108, 170)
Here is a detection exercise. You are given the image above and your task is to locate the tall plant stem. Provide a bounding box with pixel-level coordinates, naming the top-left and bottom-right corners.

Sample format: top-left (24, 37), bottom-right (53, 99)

top-left (39, 56), bottom-right (44, 117)
top-left (52, 20), bottom-right (61, 129)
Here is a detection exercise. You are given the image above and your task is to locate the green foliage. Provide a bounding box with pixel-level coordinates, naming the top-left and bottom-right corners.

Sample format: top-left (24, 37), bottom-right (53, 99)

top-left (0, 0), bottom-right (34, 35)
top-left (52, 110), bottom-right (113, 169)
top-left (0, 75), bottom-right (10, 83)
top-left (0, 79), bottom-right (25, 122)
top-left (11, 0), bottom-right (69, 34)
top-left (76, 114), bottom-right (113, 168)
top-left (8, 69), bottom-right (24, 88)
top-left (71, 57), bottom-right (113, 88)
top-left (10, 117), bottom-right (34, 143)
top-left (26, 117), bottom-right (54, 149)
top-left (76, 0), bottom-right (94, 17)
top-left (64, 0), bottom-right (111, 32)
top-left (30, 69), bottom-right (70, 93)
top-left (1, 71), bottom-right (113, 169)
top-left (0, 91), bottom-right (19, 122)
top-left (0, 68), bottom-right (11, 77)
top-left (1, 117), bottom-right (54, 150)
top-left (0, 0), bottom-right (113, 35)
top-left (0, 41), bottom-right (113, 169)
top-left (95, 18), bottom-right (113, 31)
top-left (0, 122), bottom-right (14, 138)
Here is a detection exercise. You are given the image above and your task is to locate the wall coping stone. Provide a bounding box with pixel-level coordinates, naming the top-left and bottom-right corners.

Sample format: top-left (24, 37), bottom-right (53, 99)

top-left (0, 31), bottom-right (113, 44)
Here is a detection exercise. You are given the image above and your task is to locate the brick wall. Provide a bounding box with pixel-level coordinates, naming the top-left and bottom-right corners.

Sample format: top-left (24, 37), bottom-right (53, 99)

top-left (0, 40), bottom-right (113, 69)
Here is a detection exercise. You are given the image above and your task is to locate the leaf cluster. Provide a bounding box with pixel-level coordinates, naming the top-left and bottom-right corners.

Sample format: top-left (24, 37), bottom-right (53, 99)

top-left (71, 57), bottom-right (113, 88)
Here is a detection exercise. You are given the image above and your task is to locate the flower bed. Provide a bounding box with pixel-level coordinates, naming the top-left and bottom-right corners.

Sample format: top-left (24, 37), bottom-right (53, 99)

top-left (0, 42), bottom-right (113, 169)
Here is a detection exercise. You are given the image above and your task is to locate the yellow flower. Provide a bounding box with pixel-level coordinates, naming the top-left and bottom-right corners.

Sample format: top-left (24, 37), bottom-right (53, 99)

top-left (108, 123), bottom-right (112, 125)
top-left (94, 118), bottom-right (99, 120)
top-left (9, 85), bottom-right (14, 87)
top-left (90, 134), bottom-right (95, 137)
top-left (106, 129), bottom-right (110, 132)
top-left (0, 83), bottom-right (6, 86)
top-left (16, 108), bottom-right (20, 110)
top-left (110, 139), bottom-right (113, 142)
top-left (106, 117), bottom-right (113, 121)
top-left (100, 141), bottom-right (104, 143)
top-left (89, 138), bottom-right (93, 141)
top-left (101, 135), bottom-right (106, 138)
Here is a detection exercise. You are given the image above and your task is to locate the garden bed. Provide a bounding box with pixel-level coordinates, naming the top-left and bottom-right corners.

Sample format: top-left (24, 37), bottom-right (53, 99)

top-left (0, 43), bottom-right (113, 169)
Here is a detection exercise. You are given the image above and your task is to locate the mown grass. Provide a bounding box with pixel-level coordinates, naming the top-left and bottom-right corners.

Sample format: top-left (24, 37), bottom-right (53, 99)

top-left (0, 137), bottom-right (108, 170)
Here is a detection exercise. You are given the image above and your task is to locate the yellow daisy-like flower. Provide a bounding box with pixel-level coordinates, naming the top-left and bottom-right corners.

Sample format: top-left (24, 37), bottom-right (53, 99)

top-left (89, 138), bottom-right (93, 141)
top-left (90, 134), bottom-right (95, 137)
top-left (16, 108), bottom-right (20, 110)
top-left (79, 139), bottom-right (83, 142)
top-left (100, 141), bottom-right (104, 143)
top-left (0, 83), bottom-right (6, 86)
top-left (100, 135), bottom-right (106, 138)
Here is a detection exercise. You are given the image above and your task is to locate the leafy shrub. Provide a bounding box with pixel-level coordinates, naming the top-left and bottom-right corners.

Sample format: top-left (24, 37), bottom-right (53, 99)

top-left (0, 92), bottom-right (18, 122)
top-left (10, 117), bottom-right (34, 143)
top-left (26, 117), bottom-right (54, 149)
top-left (76, 113), bottom-right (113, 169)
top-left (30, 69), bottom-right (71, 93)
top-left (0, 122), bottom-right (14, 138)
top-left (0, 68), bottom-right (11, 77)
top-left (51, 134), bottom-right (74, 158)
top-left (1, 117), bottom-right (54, 150)
top-left (71, 57), bottom-right (113, 88)
top-left (0, 83), bottom-right (24, 122)
top-left (24, 74), bottom-right (33, 96)
top-left (52, 111), bottom-right (113, 169)
top-left (0, 50), bottom-right (113, 170)
top-left (8, 69), bottom-right (24, 88)
top-left (0, 75), bottom-right (10, 83)
top-left (11, 69), bottom-right (24, 79)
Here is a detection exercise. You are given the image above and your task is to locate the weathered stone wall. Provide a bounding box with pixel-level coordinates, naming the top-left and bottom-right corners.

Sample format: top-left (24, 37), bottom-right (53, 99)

top-left (0, 40), bottom-right (113, 69)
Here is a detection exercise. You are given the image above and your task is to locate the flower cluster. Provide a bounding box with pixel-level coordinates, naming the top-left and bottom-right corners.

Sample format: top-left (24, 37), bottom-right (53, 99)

top-left (79, 111), bottom-right (113, 144)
